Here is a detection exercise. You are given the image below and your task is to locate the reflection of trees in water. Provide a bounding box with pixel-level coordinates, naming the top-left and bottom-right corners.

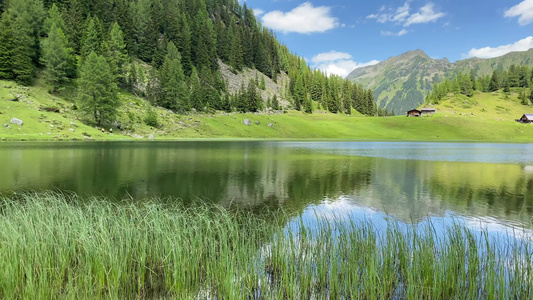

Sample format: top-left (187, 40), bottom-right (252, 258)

top-left (3, 143), bottom-right (533, 227)
top-left (342, 159), bottom-right (533, 225)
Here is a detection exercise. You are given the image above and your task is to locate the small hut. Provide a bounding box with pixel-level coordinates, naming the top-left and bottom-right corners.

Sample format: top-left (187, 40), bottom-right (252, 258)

top-left (519, 114), bottom-right (533, 123)
top-left (420, 108), bottom-right (436, 115)
top-left (407, 109), bottom-right (421, 117)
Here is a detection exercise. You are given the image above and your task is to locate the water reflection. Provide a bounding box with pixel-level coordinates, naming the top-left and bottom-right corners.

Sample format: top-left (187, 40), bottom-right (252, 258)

top-left (1, 141), bottom-right (533, 228)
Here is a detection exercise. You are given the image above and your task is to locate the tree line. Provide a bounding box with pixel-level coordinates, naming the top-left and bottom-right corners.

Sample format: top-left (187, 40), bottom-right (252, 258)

top-left (427, 65), bottom-right (533, 104)
top-left (0, 0), bottom-right (378, 126)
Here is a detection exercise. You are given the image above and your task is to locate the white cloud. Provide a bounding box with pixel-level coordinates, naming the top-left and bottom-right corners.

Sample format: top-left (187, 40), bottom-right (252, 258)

top-left (367, 2), bottom-right (445, 27)
top-left (311, 51), bottom-right (380, 78)
top-left (367, 2), bottom-right (410, 24)
top-left (253, 8), bottom-right (264, 17)
top-left (464, 36), bottom-right (533, 59)
top-left (404, 3), bottom-right (445, 26)
top-left (505, 0), bottom-right (533, 25)
top-left (261, 2), bottom-right (339, 34)
top-left (311, 51), bottom-right (352, 63)
top-left (381, 29), bottom-right (409, 36)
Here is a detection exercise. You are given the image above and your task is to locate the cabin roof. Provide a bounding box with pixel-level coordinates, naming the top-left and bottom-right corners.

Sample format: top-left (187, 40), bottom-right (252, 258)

top-left (523, 114), bottom-right (533, 120)
top-left (420, 108), bottom-right (436, 111)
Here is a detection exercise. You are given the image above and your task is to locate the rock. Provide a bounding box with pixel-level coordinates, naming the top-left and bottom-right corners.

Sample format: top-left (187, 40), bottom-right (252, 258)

top-left (132, 134), bottom-right (144, 139)
top-left (255, 121), bottom-right (260, 125)
top-left (268, 123), bottom-right (274, 128)
top-left (69, 128), bottom-right (75, 132)
top-left (148, 134), bottom-right (155, 140)
top-left (3, 123), bottom-right (9, 127)
top-left (10, 118), bottom-right (23, 126)
top-left (243, 119), bottom-right (251, 126)
top-left (50, 124), bottom-right (54, 128)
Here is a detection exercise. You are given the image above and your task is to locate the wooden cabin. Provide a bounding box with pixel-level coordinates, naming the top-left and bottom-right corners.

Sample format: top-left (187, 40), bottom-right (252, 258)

top-left (519, 114), bottom-right (533, 123)
top-left (407, 109), bottom-right (421, 117)
top-left (420, 108), bottom-right (436, 115)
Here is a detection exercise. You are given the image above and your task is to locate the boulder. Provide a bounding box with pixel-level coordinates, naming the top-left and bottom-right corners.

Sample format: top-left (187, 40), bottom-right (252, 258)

top-left (255, 121), bottom-right (260, 125)
top-left (149, 134), bottom-right (155, 140)
top-left (10, 118), bottom-right (23, 126)
top-left (268, 123), bottom-right (274, 128)
top-left (243, 119), bottom-right (252, 126)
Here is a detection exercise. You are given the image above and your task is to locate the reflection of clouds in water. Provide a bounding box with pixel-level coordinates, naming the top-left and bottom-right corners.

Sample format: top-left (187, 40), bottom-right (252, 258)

top-left (298, 196), bottom-right (533, 243)
top-left (461, 215), bottom-right (533, 241)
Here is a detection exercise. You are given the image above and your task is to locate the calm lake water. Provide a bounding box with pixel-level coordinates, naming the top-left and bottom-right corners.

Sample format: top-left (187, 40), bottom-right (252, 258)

top-left (2, 141), bottom-right (533, 236)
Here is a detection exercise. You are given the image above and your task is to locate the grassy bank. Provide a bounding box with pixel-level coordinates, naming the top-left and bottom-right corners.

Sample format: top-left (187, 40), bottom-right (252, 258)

top-left (1, 193), bottom-right (531, 298)
top-left (2, 79), bottom-right (533, 141)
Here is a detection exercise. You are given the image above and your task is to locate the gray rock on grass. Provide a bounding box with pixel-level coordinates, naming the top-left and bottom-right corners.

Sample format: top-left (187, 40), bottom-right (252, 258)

top-left (10, 118), bottom-right (23, 126)
top-left (243, 119), bottom-right (251, 126)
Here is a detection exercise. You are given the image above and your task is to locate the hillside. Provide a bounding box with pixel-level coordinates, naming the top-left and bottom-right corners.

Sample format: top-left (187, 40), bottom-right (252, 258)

top-left (2, 78), bottom-right (533, 141)
top-left (0, 0), bottom-right (375, 129)
top-left (347, 49), bottom-right (533, 115)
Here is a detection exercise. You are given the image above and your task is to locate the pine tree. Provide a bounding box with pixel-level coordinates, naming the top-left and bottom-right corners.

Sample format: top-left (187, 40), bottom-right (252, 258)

top-left (160, 41), bottom-right (189, 112)
top-left (246, 79), bottom-right (260, 112)
top-left (127, 63), bottom-right (137, 93)
top-left (520, 89), bottom-right (528, 105)
top-left (304, 95), bottom-right (312, 114)
top-left (189, 68), bottom-right (204, 112)
top-left (106, 22), bottom-right (128, 86)
top-left (229, 23), bottom-right (243, 71)
top-left (0, 12), bottom-right (14, 79)
top-left (134, 0), bottom-right (157, 62)
top-left (81, 17), bottom-right (102, 60)
top-left (41, 24), bottom-right (73, 92)
top-left (191, 4), bottom-right (217, 72)
top-left (272, 94), bottom-right (279, 110)
top-left (43, 3), bottom-right (65, 34)
top-left (63, 0), bottom-right (86, 54)
top-left (8, 0), bottom-right (44, 84)
top-left (292, 74), bottom-right (306, 111)
top-left (489, 71), bottom-right (499, 92)
top-left (78, 51), bottom-right (118, 125)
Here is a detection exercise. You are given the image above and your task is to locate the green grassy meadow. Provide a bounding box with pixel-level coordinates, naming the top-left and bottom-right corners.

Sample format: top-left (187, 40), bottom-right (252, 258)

top-left (0, 192), bottom-right (531, 299)
top-left (1, 79), bottom-right (533, 141)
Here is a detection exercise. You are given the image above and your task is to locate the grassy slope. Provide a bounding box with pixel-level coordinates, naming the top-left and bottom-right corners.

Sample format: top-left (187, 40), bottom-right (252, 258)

top-left (1, 79), bottom-right (533, 141)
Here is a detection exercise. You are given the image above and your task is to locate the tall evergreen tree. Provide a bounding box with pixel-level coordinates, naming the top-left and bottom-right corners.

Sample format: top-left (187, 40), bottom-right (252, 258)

top-left (189, 68), bottom-right (204, 111)
top-left (8, 0), bottom-right (39, 84)
top-left (191, 3), bottom-right (217, 71)
top-left (106, 22), bottom-right (128, 85)
top-left (43, 3), bottom-right (65, 34)
top-left (160, 41), bottom-right (189, 112)
top-left (489, 71), bottom-right (499, 92)
top-left (41, 24), bottom-right (73, 92)
top-left (78, 51), bottom-right (118, 125)
top-left (81, 17), bottom-right (102, 60)
top-left (0, 12), bottom-right (14, 79)
top-left (246, 79), bottom-right (260, 112)
top-left (63, 0), bottom-right (86, 54)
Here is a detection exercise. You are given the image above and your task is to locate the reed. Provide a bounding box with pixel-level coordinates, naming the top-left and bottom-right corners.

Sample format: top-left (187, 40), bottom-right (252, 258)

top-left (0, 192), bottom-right (531, 299)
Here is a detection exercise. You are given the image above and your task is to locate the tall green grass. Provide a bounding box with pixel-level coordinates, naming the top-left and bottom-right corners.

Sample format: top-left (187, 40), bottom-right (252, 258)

top-left (0, 192), bottom-right (531, 299)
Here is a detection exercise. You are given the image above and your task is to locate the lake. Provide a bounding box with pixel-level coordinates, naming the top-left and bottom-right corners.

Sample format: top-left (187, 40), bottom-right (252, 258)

top-left (1, 141), bottom-right (533, 231)
top-left (3, 140), bottom-right (533, 297)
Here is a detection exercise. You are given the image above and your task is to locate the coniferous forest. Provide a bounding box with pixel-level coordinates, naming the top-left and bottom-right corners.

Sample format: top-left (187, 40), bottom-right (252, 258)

top-left (0, 0), bottom-right (378, 126)
top-left (426, 65), bottom-right (533, 105)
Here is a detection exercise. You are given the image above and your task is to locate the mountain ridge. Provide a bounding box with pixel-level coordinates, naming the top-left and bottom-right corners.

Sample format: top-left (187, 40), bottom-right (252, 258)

top-left (347, 48), bottom-right (533, 114)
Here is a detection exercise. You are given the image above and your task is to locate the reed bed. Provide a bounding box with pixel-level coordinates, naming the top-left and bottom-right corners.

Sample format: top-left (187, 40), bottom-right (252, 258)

top-left (0, 192), bottom-right (531, 299)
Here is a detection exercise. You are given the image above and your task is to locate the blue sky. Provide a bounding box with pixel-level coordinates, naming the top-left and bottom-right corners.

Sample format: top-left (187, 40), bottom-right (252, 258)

top-left (243, 0), bottom-right (533, 77)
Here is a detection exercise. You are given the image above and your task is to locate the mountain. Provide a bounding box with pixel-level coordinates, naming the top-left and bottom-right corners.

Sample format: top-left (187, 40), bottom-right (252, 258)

top-left (347, 49), bottom-right (533, 115)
